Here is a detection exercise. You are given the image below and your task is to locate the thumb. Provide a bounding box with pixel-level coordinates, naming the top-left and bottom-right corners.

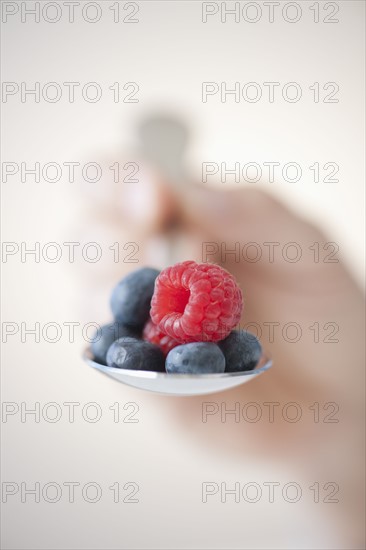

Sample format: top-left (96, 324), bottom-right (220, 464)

top-left (181, 185), bottom-right (329, 273)
top-left (182, 185), bottom-right (309, 242)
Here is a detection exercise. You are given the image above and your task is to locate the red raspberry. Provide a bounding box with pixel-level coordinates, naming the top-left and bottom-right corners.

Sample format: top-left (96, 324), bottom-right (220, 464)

top-left (150, 261), bottom-right (243, 343)
top-left (143, 319), bottom-right (180, 356)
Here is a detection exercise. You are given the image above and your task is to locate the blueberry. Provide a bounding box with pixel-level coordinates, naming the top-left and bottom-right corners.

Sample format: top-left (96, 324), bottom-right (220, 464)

top-left (106, 337), bottom-right (165, 372)
top-left (91, 322), bottom-right (140, 365)
top-left (166, 342), bottom-right (225, 374)
top-left (110, 267), bottom-right (160, 329)
top-left (219, 330), bottom-right (262, 372)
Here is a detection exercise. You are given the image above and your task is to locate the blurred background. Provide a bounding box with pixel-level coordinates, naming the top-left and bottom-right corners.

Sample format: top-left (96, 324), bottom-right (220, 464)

top-left (1, 1), bottom-right (365, 549)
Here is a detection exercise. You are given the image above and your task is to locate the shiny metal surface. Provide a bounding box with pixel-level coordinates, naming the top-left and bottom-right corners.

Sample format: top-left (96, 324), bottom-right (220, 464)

top-left (84, 347), bottom-right (272, 396)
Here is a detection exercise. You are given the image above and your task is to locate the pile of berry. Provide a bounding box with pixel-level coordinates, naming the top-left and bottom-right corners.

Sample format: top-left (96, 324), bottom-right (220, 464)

top-left (91, 261), bottom-right (262, 374)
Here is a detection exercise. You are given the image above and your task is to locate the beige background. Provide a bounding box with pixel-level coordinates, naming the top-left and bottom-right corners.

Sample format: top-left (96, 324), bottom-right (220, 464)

top-left (1, 1), bottom-right (365, 549)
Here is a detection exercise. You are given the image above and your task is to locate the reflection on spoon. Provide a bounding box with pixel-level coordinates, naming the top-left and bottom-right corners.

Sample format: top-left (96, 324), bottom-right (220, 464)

top-left (84, 346), bottom-right (272, 396)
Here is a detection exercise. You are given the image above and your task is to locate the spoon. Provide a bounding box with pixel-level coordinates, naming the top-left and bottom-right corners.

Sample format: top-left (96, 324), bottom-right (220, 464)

top-left (84, 114), bottom-right (272, 395)
top-left (84, 346), bottom-right (272, 396)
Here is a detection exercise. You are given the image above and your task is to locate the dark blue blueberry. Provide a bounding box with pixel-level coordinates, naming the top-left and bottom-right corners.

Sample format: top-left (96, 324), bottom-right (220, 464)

top-left (91, 322), bottom-right (140, 365)
top-left (110, 267), bottom-right (160, 329)
top-left (106, 337), bottom-right (165, 372)
top-left (166, 342), bottom-right (225, 374)
top-left (219, 330), bottom-right (262, 372)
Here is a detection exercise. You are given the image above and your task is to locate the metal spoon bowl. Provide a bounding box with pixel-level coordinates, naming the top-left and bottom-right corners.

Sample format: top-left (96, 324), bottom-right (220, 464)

top-left (84, 346), bottom-right (272, 396)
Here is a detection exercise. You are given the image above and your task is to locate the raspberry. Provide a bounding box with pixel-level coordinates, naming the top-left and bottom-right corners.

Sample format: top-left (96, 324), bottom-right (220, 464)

top-left (150, 261), bottom-right (243, 343)
top-left (143, 319), bottom-right (180, 356)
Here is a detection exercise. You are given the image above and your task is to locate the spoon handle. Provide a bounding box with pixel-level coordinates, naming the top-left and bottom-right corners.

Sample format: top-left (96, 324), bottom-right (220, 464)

top-left (138, 115), bottom-right (190, 267)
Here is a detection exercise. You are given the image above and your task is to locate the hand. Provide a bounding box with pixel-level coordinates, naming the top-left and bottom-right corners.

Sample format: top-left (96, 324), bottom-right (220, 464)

top-left (82, 163), bottom-right (364, 546)
top-left (121, 177), bottom-right (365, 546)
